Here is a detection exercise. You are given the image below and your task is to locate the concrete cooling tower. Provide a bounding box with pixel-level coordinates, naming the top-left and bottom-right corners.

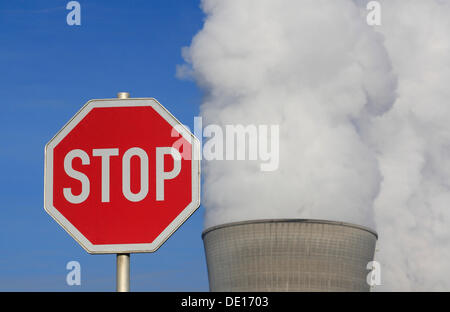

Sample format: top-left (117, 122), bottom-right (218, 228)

top-left (202, 219), bottom-right (377, 292)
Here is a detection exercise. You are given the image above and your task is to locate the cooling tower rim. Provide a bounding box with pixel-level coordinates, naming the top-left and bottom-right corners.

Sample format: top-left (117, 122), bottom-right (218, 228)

top-left (202, 218), bottom-right (378, 239)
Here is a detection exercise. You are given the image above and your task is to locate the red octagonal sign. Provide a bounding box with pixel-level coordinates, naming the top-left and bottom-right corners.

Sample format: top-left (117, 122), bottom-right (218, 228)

top-left (44, 98), bottom-right (200, 254)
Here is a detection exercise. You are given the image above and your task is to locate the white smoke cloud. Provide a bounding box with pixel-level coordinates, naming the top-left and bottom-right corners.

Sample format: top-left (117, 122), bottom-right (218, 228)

top-left (180, 0), bottom-right (450, 290)
top-left (367, 0), bottom-right (450, 291)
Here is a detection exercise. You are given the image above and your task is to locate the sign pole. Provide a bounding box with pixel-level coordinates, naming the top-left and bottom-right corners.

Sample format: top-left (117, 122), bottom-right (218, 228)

top-left (116, 92), bottom-right (131, 292)
top-left (117, 253), bottom-right (130, 292)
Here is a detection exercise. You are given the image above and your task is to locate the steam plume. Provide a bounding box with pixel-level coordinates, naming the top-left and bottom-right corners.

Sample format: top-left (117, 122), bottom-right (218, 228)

top-left (179, 0), bottom-right (450, 290)
top-left (369, 0), bottom-right (450, 291)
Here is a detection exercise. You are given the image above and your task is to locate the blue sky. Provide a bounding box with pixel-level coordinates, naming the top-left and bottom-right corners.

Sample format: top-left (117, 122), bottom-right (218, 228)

top-left (0, 0), bottom-right (207, 291)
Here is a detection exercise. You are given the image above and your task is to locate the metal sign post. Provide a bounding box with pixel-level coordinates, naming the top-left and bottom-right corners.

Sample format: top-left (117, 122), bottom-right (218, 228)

top-left (116, 253), bottom-right (130, 292)
top-left (116, 92), bottom-right (130, 292)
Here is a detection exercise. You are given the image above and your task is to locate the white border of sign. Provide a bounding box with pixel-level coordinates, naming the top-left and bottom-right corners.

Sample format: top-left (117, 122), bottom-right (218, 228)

top-left (44, 98), bottom-right (201, 254)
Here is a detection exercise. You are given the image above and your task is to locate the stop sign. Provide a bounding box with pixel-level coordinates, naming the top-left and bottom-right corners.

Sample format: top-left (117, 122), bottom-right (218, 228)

top-left (44, 97), bottom-right (200, 254)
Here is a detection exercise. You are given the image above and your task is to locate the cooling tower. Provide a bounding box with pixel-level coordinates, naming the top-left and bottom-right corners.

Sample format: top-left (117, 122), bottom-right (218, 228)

top-left (202, 219), bottom-right (377, 292)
